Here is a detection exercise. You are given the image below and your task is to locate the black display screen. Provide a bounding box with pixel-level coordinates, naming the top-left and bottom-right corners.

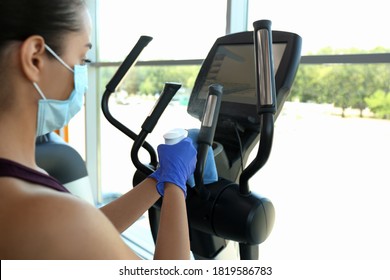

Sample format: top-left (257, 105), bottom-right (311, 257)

top-left (188, 31), bottom-right (302, 127)
top-left (196, 44), bottom-right (285, 104)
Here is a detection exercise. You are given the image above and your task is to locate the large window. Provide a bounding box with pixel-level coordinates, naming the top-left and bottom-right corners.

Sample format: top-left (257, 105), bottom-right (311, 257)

top-left (96, 0), bottom-right (227, 196)
top-left (247, 0), bottom-right (390, 260)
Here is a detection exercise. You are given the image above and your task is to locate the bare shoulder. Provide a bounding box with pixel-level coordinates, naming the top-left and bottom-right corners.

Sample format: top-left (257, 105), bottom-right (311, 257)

top-left (0, 179), bottom-right (140, 260)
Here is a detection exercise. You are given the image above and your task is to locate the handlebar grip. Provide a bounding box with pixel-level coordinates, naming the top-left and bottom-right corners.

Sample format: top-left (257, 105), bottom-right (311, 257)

top-left (194, 84), bottom-right (222, 193)
top-left (198, 84), bottom-right (223, 146)
top-left (131, 82), bottom-right (181, 175)
top-left (106, 36), bottom-right (153, 93)
top-left (253, 20), bottom-right (276, 114)
top-left (141, 82), bottom-right (181, 133)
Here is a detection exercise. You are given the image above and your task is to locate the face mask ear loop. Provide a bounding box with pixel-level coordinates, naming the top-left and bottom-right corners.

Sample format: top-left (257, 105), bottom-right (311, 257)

top-left (33, 82), bottom-right (47, 100)
top-left (44, 45), bottom-right (74, 73)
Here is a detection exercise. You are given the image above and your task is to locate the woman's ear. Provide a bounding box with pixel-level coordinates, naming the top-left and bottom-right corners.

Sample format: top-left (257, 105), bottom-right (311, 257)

top-left (19, 36), bottom-right (46, 83)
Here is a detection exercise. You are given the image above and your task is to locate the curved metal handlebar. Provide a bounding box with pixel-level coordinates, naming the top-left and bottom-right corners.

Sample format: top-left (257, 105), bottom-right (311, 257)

top-left (101, 36), bottom-right (158, 168)
top-left (239, 20), bottom-right (276, 195)
top-left (131, 82), bottom-right (182, 175)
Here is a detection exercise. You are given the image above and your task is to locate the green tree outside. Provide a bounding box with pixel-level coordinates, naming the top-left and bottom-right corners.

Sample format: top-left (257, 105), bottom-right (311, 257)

top-left (290, 47), bottom-right (390, 119)
top-left (99, 46), bottom-right (390, 119)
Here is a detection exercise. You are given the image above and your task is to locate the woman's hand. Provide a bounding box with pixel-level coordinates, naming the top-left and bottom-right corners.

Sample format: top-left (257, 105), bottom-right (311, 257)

top-left (149, 137), bottom-right (197, 197)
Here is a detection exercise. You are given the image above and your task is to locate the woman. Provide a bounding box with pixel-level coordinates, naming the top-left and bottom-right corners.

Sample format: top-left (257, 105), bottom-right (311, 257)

top-left (0, 0), bottom-right (196, 259)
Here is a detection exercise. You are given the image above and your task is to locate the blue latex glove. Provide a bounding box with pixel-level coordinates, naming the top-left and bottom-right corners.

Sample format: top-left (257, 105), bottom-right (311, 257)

top-left (149, 137), bottom-right (197, 197)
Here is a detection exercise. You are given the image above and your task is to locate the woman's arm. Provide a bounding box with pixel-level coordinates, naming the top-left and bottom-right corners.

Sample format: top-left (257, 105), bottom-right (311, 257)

top-left (154, 183), bottom-right (190, 260)
top-left (99, 178), bottom-right (160, 233)
top-left (100, 138), bottom-right (195, 259)
top-left (99, 180), bottom-right (190, 259)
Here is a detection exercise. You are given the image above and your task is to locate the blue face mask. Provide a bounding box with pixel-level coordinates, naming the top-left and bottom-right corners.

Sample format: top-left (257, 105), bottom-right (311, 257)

top-left (33, 44), bottom-right (88, 136)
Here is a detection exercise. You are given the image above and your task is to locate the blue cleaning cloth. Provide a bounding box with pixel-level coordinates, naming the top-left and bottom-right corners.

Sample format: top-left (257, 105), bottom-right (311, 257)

top-left (186, 128), bottom-right (218, 187)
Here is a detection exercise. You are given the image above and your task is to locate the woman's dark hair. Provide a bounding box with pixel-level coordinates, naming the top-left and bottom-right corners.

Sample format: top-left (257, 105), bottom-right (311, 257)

top-left (0, 0), bottom-right (86, 54)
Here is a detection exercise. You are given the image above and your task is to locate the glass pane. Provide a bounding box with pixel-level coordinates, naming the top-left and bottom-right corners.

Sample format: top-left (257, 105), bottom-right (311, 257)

top-left (68, 107), bottom-right (86, 159)
top-left (248, 0), bottom-right (390, 54)
top-left (97, 0), bottom-right (227, 61)
top-left (250, 63), bottom-right (390, 259)
top-left (290, 63), bottom-right (390, 111)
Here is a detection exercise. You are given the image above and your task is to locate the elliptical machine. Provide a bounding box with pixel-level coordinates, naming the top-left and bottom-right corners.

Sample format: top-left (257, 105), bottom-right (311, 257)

top-left (101, 20), bottom-right (302, 260)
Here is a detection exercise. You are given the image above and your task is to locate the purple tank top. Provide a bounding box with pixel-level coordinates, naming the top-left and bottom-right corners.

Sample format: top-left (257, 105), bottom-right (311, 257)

top-left (0, 158), bottom-right (70, 193)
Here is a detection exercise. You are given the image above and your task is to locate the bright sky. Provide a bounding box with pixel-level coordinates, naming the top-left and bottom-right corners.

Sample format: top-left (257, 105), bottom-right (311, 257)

top-left (98, 0), bottom-right (226, 61)
top-left (249, 0), bottom-right (390, 53)
top-left (97, 0), bottom-right (390, 61)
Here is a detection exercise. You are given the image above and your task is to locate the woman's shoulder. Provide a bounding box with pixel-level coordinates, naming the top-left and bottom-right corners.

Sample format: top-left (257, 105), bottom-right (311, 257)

top-left (0, 178), bottom-right (137, 259)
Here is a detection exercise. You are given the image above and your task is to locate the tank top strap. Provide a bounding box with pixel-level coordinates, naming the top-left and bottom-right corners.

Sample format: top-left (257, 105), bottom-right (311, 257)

top-left (0, 158), bottom-right (70, 193)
